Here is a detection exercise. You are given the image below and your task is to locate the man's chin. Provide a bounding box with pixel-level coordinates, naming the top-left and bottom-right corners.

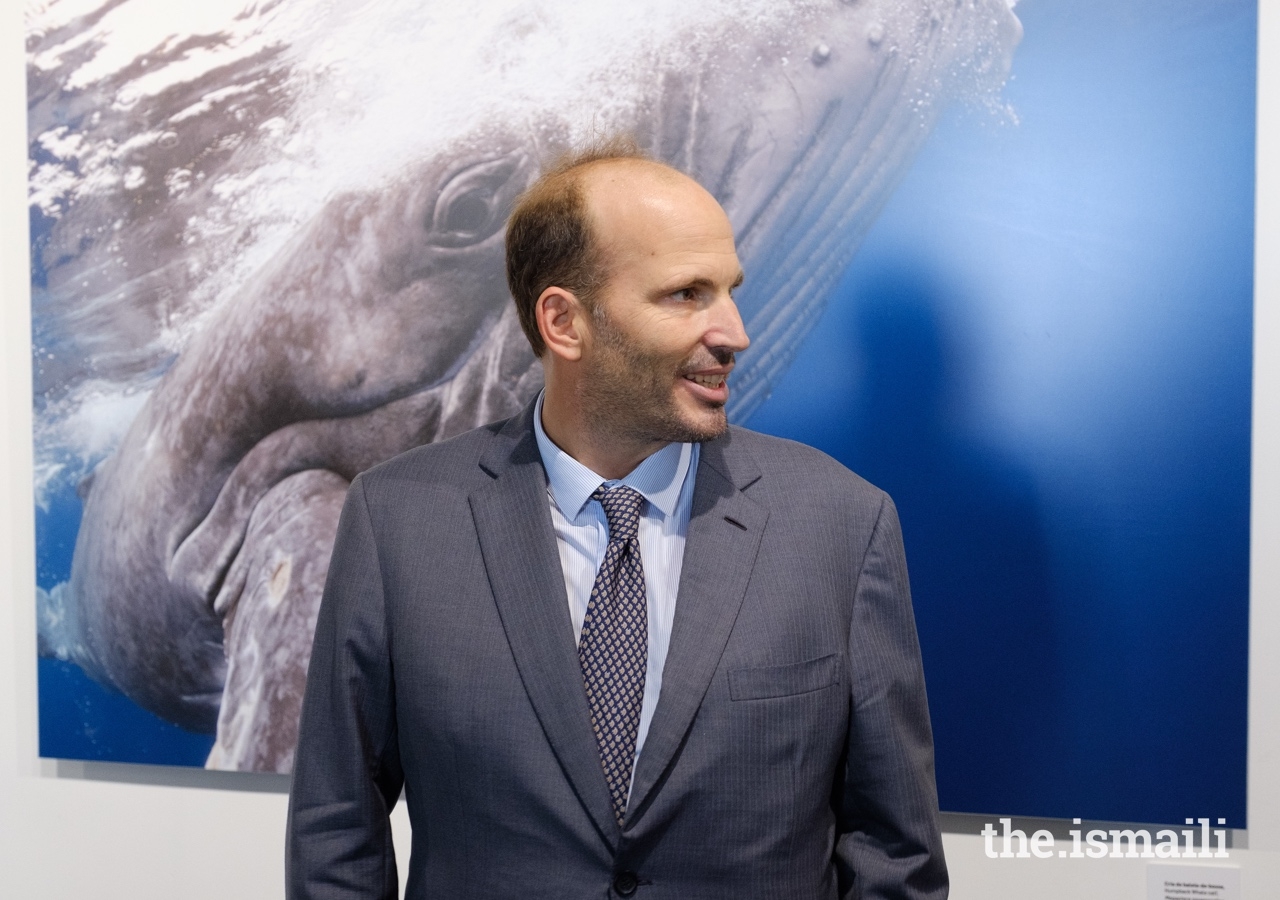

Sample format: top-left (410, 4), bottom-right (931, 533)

top-left (662, 406), bottom-right (729, 444)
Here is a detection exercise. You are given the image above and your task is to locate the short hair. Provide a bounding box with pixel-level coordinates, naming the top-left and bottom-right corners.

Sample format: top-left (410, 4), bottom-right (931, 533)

top-left (505, 136), bottom-right (651, 356)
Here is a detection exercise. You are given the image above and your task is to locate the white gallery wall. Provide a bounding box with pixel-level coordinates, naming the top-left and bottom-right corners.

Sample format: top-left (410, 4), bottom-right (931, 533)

top-left (2, 2), bottom-right (1279, 898)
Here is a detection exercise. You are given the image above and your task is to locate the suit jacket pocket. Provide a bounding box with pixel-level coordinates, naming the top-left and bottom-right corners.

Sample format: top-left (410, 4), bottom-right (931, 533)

top-left (728, 653), bottom-right (842, 701)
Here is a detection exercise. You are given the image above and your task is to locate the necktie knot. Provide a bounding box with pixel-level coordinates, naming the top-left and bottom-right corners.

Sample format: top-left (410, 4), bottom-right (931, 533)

top-left (592, 484), bottom-right (645, 545)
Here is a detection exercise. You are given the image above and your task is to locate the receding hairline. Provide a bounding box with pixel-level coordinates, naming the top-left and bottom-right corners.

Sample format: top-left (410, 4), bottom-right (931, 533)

top-left (537, 155), bottom-right (690, 212)
top-left (579, 158), bottom-right (728, 244)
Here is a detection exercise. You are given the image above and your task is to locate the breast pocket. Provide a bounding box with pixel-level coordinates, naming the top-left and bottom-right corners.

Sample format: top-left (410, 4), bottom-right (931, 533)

top-left (727, 653), bottom-right (842, 701)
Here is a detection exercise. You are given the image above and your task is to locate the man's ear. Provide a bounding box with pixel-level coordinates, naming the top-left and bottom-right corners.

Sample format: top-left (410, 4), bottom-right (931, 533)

top-left (536, 286), bottom-right (588, 362)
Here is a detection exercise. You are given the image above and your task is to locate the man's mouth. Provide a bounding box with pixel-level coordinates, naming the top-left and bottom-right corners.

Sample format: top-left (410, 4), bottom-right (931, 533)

top-left (684, 373), bottom-right (727, 389)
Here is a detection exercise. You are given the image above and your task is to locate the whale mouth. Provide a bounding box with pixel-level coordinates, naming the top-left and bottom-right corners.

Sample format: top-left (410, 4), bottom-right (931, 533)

top-left (168, 306), bottom-right (541, 622)
top-left (168, 381), bottom-right (447, 620)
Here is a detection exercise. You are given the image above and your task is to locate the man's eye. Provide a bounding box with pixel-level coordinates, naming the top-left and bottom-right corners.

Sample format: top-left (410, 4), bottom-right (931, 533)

top-left (674, 288), bottom-right (697, 302)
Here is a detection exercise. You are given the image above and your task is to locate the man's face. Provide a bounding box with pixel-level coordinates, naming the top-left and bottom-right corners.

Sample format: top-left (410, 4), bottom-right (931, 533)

top-left (576, 165), bottom-right (750, 445)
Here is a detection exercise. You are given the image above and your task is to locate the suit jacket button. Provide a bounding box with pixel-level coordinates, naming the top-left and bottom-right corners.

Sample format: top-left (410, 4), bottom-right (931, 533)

top-left (613, 871), bottom-right (639, 896)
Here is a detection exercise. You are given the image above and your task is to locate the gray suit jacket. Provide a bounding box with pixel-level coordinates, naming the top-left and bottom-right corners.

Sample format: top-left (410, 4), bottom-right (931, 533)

top-left (287, 401), bottom-right (947, 900)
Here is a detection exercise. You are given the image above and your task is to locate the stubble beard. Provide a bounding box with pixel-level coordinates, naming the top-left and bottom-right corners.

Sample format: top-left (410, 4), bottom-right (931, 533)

top-left (579, 306), bottom-right (730, 448)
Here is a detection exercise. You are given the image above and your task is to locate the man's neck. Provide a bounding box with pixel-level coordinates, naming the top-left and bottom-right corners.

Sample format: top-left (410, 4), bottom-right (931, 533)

top-left (540, 388), bottom-right (668, 481)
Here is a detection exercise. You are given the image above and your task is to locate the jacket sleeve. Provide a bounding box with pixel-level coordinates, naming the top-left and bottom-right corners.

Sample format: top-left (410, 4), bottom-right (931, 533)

top-left (286, 474), bottom-right (404, 900)
top-left (834, 493), bottom-right (949, 900)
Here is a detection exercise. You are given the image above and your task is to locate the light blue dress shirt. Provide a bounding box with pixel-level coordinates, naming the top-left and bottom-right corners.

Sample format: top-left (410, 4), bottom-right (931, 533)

top-left (532, 392), bottom-right (698, 779)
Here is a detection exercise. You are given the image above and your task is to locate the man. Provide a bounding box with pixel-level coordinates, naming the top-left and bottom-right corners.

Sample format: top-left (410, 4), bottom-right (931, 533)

top-left (287, 143), bottom-right (948, 899)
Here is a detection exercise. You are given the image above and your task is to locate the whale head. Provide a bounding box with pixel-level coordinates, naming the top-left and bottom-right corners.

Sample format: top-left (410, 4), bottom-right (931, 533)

top-left (30, 0), bottom-right (1021, 766)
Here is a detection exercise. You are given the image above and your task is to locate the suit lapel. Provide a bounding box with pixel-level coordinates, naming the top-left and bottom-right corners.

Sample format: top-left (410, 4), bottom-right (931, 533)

top-left (627, 433), bottom-right (767, 822)
top-left (469, 406), bottom-right (620, 847)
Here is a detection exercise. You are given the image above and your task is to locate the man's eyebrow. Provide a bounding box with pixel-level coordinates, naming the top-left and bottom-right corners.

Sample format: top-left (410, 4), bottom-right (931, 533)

top-left (691, 272), bottom-right (745, 290)
top-left (659, 271), bottom-right (746, 295)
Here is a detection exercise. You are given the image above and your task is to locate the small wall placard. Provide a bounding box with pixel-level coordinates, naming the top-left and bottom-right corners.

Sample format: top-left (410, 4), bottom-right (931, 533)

top-left (1147, 864), bottom-right (1241, 900)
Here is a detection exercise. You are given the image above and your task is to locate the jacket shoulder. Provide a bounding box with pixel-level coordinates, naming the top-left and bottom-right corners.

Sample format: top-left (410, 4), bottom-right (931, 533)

top-left (354, 417), bottom-right (509, 494)
top-left (720, 425), bottom-right (888, 506)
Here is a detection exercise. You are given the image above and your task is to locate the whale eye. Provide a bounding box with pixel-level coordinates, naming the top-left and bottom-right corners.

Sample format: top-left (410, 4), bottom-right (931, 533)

top-left (428, 156), bottom-right (524, 248)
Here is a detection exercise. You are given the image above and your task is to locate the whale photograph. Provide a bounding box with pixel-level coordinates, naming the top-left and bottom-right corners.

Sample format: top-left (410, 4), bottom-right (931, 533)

top-left (27, 0), bottom-right (1255, 829)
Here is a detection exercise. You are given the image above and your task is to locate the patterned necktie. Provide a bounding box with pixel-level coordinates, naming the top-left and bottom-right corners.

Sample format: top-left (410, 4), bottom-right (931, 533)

top-left (578, 484), bottom-right (648, 825)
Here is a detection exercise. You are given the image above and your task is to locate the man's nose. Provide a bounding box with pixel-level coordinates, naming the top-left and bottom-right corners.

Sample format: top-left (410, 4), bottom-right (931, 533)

top-left (708, 291), bottom-right (751, 353)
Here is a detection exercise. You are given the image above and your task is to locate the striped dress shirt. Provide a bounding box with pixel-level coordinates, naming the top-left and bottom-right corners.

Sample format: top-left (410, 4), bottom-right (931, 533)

top-left (532, 393), bottom-right (698, 778)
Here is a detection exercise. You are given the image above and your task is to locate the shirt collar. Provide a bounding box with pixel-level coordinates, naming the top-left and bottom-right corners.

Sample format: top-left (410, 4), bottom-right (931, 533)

top-left (534, 391), bottom-right (692, 522)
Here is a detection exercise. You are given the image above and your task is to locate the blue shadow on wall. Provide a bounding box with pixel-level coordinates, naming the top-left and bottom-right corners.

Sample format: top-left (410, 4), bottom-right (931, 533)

top-left (748, 0), bottom-right (1253, 828)
top-left (836, 270), bottom-right (1063, 815)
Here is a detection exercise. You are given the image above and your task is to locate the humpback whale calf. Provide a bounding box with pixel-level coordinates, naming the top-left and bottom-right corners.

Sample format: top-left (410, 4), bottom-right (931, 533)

top-left (33, 0), bottom-right (1021, 771)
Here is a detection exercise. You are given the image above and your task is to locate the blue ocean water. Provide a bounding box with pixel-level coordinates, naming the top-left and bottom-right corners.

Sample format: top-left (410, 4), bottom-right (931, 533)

top-left (39, 658), bottom-right (216, 765)
top-left (35, 481), bottom-right (79, 591)
top-left (748, 0), bottom-right (1254, 826)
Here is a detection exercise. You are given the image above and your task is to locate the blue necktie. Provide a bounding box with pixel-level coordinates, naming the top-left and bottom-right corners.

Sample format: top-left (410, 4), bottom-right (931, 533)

top-left (579, 484), bottom-right (648, 825)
